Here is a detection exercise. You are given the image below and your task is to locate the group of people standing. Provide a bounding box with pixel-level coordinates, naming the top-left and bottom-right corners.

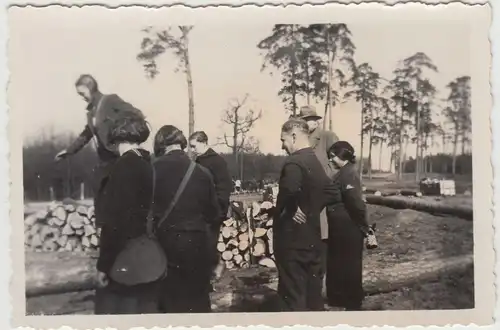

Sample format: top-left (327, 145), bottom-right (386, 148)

top-left (274, 106), bottom-right (375, 312)
top-left (56, 74), bottom-right (374, 315)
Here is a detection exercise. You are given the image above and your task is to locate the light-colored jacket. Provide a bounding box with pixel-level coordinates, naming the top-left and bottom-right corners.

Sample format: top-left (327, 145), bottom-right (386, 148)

top-left (309, 128), bottom-right (339, 239)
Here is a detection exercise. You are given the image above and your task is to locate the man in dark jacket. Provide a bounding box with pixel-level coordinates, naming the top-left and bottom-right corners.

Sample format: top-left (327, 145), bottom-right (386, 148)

top-left (189, 131), bottom-right (232, 280)
top-left (273, 118), bottom-right (340, 312)
top-left (55, 74), bottom-right (146, 226)
top-left (189, 131), bottom-right (232, 218)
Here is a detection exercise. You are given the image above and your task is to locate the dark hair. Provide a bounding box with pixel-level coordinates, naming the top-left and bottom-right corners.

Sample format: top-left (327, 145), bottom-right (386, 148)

top-left (109, 116), bottom-right (150, 145)
top-left (75, 74), bottom-right (99, 93)
top-left (189, 131), bottom-right (208, 144)
top-left (281, 118), bottom-right (309, 134)
top-left (328, 141), bottom-right (356, 163)
top-left (154, 125), bottom-right (187, 156)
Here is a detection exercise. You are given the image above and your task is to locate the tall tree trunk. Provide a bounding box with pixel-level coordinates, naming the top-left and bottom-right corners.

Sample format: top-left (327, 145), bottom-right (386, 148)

top-left (378, 141), bottom-right (384, 171)
top-left (183, 33), bottom-right (195, 158)
top-left (403, 136), bottom-right (409, 175)
top-left (397, 92), bottom-right (405, 180)
top-left (290, 26), bottom-right (297, 115)
top-left (441, 133), bottom-right (446, 154)
top-left (323, 98), bottom-right (328, 131)
top-left (389, 146), bottom-right (396, 172)
top-left (324, 44), bottom-right (333, 131)
top-left (368, 134), bottom-right (374, 180)
top-left (359, 99), bottom-right (365, 177)
top-left (461, 133), bottom-right (466, 155)
top-left (305, 55), bottom-right (311, 105)
top-left (240, 152), bottom-right (244, 181)
top-left (367, 105), bottom-right (374, 179)
top-left (452, 130), bottom-right (459, 175)
top-left (233, 108), bottom-right (239, 165)
top-left (415, 97), bottom-right (421, 182)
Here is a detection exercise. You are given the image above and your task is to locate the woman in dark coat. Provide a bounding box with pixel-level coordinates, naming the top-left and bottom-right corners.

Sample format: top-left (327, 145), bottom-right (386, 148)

top-left (153, 125), bottom-right (221, 313)
top-left (93, 116), bottom-right (158, 314)
top-left (325, 141), bottom-right (373, 311)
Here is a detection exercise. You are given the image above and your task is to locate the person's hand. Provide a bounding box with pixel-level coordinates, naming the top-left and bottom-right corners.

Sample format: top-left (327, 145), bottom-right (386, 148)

top-left (292, 206), bottom-right (306, 224)
top-left (54, 149), bottom-right (69, 162)
top-left (96, 271), bottom-right (109, 288)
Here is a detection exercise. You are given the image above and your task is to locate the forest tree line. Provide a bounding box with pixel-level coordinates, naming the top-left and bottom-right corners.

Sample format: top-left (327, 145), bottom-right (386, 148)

top-left (24, 23), bottom-right (473, 202)
top-left (137, 24), bottom-right (472, 182)
top-left (23, 132), bottom-right (471, 202)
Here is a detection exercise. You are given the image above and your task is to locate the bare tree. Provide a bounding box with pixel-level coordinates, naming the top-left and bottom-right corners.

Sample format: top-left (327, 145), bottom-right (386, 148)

top-left (221, 94), bottom-right (262, 169)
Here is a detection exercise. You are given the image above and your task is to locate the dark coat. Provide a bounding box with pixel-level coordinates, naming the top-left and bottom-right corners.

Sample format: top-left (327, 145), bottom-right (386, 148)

top-left (66, 93), bottom-right (145, 163)
top-left (273, 147), bottom-right (340, 252)
top-left (325, 162), bottom-right (369, 309)
top-left (152, 149), bottom-right (221, 313)
top-left (152, 149), bottom-right (221, 232)
top-left (96, 148), bottom-right (153, 274)
top-left (195, 148), bottom-right (232, 220)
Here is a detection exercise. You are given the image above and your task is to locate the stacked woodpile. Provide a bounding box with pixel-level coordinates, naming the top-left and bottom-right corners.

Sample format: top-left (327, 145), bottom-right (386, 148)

top-left (24, 199), bottom-right (279, 269)
top-left (247, 201), bottom-right (276, 268)
top-left (217, 200), bottom-right (276, 269)
top-left (25, 202), bottom-right (99, 253)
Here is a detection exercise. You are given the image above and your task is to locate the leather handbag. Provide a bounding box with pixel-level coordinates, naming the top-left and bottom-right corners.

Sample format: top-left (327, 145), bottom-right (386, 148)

top-left (109, 157), bottom-right (197, 286)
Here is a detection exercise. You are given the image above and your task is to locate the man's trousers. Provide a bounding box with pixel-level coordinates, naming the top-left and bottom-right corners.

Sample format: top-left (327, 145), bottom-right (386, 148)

top-left (275, 248), bottom-right (324, 311)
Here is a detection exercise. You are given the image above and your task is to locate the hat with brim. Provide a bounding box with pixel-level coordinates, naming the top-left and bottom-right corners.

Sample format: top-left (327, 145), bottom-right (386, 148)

top-left (298, 105), bottom-right (322, 121)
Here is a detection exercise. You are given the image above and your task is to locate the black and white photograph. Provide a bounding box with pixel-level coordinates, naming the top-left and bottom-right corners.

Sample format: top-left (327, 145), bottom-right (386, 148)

top-left (8, 2), bottom-right (494, 328)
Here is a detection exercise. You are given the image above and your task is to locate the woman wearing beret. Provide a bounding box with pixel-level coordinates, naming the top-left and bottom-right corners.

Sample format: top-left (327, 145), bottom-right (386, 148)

top-left (325, 141), bottom-right (373, 311)
top-left (153, 125), bottom-right (221, 313)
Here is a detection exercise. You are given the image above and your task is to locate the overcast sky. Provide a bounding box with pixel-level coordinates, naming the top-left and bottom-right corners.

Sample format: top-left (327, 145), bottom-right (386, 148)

top-left (9, 4), bottom-right (476, 169)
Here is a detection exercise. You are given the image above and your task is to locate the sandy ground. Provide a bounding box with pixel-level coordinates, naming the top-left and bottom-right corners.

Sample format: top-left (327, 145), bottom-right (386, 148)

top-left (26, 203), bottom-right (474, 315)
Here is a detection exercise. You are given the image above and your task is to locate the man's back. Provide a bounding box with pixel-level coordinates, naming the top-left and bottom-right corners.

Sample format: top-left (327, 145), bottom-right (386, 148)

top-left (195, 148), bottom-right (232, 218)
top-left (273, 147), bottom-right (330, 251)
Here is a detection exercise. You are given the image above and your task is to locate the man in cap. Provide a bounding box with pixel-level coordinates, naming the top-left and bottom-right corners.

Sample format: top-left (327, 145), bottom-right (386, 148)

top-left (55, 74), bottom-right (146, 226)
top-left (297, 105), bottom-right (339, 291)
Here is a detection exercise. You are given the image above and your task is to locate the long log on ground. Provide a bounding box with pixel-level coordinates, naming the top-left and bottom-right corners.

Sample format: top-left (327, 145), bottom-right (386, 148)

top-left (27, 253), bottom-right (473, 314)
top-left (25, 252), bottom-right (99, 297)
top-left (25, 251), bottom-right (473, 300)
top-left (365, 195), bottom-right (473, 220)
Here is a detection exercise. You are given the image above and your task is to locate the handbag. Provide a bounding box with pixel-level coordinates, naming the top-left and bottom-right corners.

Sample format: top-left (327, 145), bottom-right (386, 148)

top-left (109, 158), bottom-right (197, 286)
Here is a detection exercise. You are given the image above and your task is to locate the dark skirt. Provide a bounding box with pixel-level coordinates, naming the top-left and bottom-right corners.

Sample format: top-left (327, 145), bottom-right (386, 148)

top-left (157, 230), bottom-right (213, 313)
top-left (94, 280), bottom-right (160, 315)
top-left (326, 208), bottom-right (365, 310)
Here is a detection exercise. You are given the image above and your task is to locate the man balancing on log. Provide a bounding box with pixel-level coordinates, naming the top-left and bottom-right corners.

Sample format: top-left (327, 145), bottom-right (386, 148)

top-left (54, 74), bottom-right (147, 228)
top-left (273, 117), bottom-right (341, 311)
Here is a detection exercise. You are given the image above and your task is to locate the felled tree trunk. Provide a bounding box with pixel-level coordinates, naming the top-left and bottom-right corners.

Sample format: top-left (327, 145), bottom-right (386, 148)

top-left (25, 251), bottom-right (99, 297)
top-left (26, 251), bottom-right (473, 303)
top-left (365, 195), bottom-right (473, 220)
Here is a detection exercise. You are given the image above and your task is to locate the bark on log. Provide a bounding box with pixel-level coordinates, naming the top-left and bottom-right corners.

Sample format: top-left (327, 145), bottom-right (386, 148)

top-left (25, 252), bottom-right (473, 300)
top-left (25, 251), bottom-right (98, 297)
top-left (365, 195), bottom-right (473, 220)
